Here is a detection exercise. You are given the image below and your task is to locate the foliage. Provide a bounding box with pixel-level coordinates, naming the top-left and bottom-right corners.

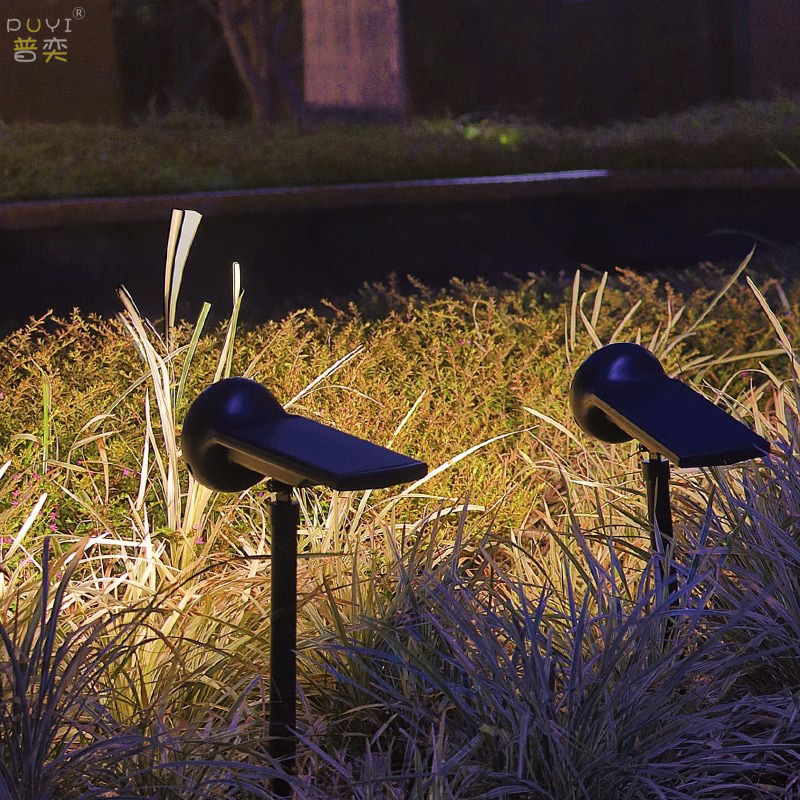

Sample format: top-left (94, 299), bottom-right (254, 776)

top-left (0, 96), bottom-right (799, 201)
top-left (3, 212), bottom-right (800, 795)
top-left (0, 537), bottom-right (143, 800)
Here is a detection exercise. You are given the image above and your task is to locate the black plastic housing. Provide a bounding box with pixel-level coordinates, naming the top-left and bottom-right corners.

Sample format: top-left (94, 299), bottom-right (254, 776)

top-left (569, 343), bottom-right (770, 467)
top-left (182, 377), bottom-right (428, 492)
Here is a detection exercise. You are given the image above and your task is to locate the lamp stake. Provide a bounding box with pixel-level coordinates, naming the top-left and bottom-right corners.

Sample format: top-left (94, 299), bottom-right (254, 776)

top-left (641, 452), bottom-right (678, 609)
top-left (268, 480), bottom-right (299, 799)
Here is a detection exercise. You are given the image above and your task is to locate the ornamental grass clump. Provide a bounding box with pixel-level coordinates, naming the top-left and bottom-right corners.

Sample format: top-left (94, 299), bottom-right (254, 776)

top-left (0, 536), bottom-right (294, 798)
top-left (294, 491), bottom-right (800, 799)
top-left (0, 537), bottom-right (149, 800)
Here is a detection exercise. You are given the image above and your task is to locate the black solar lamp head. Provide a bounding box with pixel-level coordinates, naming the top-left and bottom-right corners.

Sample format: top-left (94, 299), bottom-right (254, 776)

top-left (569, 343), bottom-right (770, 468)
top-left (182, 377), bottom-right (428, 492)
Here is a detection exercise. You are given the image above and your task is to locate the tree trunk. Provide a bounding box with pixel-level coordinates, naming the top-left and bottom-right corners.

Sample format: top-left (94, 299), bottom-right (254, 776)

top-left (218, 0), bottom-right (274, 125)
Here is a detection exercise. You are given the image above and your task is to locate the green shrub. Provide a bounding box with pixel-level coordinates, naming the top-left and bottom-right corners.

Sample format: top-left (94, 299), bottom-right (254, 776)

top-left (1, 97), bottom-right (798, 200)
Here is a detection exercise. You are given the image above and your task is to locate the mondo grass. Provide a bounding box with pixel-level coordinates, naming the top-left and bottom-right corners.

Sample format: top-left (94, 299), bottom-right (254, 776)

top-left (2, 213), bottom-right (800, 795)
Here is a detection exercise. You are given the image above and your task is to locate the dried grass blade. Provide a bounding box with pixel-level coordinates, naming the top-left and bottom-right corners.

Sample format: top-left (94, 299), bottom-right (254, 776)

top-left (590, 272), bottom-right (608, 329)
top-left (385, 429), bottom-right (527, 506)
top-left (579, 304), bottom-right (603, 350)
top-left (176, 302), bottom-right (211, 407)
top-left (569, 270), bottom-right (580, 352)
top-left (135, 391), bottom-right (151, 511)
top-left (163, 209), bottom-right (184, 337)
top-left (609, 299), bottom-right (642, 343)
top-left (167, 210), bottom-right (202, 341)
top-left (41, 370), bottom-right (52, 471)
top-left (387, 390), bottom-right (427, 448)
top-left (214, 263), bottom-right (243, 383)
top-left (6, 492), bottom-right (48, 563)
top-left (285, 346), bottom-right (365, 408)
top-left (747, 276), bottom-right (797, 368)
top-left (662, 248), bottom-right (753, 357)
top-left (523, 406), bottom-right (583, 448)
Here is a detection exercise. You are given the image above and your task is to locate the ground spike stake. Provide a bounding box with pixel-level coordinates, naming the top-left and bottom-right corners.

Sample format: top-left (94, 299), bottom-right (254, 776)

top-left (641, 449), bottom-right (678, 611)
top-left (267, 479), bottom-right (299, 797)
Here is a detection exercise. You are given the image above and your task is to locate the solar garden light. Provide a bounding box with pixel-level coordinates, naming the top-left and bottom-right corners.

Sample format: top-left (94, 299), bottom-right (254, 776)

top-left (181, 377), bottom-right (428, 798)
top-left (570, 343), bottom-right (770, 605)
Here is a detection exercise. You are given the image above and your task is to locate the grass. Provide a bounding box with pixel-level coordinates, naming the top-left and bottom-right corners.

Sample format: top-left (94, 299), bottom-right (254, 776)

top-left (0, 96), bottom-right (799, 201)
top-left (3, 211), bottom-right (800, 796)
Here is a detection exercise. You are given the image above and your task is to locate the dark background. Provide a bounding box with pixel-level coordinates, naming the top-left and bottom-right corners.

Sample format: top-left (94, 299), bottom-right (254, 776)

top-left (2, 184), bottom-right (797, 338)
top-left (110, 0), bottom-right (799, 124)
top-left (1, 1), bottom-right (799, 336)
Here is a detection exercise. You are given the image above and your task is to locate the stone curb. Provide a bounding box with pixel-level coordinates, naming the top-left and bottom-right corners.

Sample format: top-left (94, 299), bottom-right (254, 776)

top-left (0, 168), bottom-right (798, 230)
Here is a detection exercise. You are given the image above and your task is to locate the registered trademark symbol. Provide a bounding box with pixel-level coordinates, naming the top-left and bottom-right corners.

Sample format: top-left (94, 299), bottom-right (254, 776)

top-left (73, 6), bottom-right (85, 20)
